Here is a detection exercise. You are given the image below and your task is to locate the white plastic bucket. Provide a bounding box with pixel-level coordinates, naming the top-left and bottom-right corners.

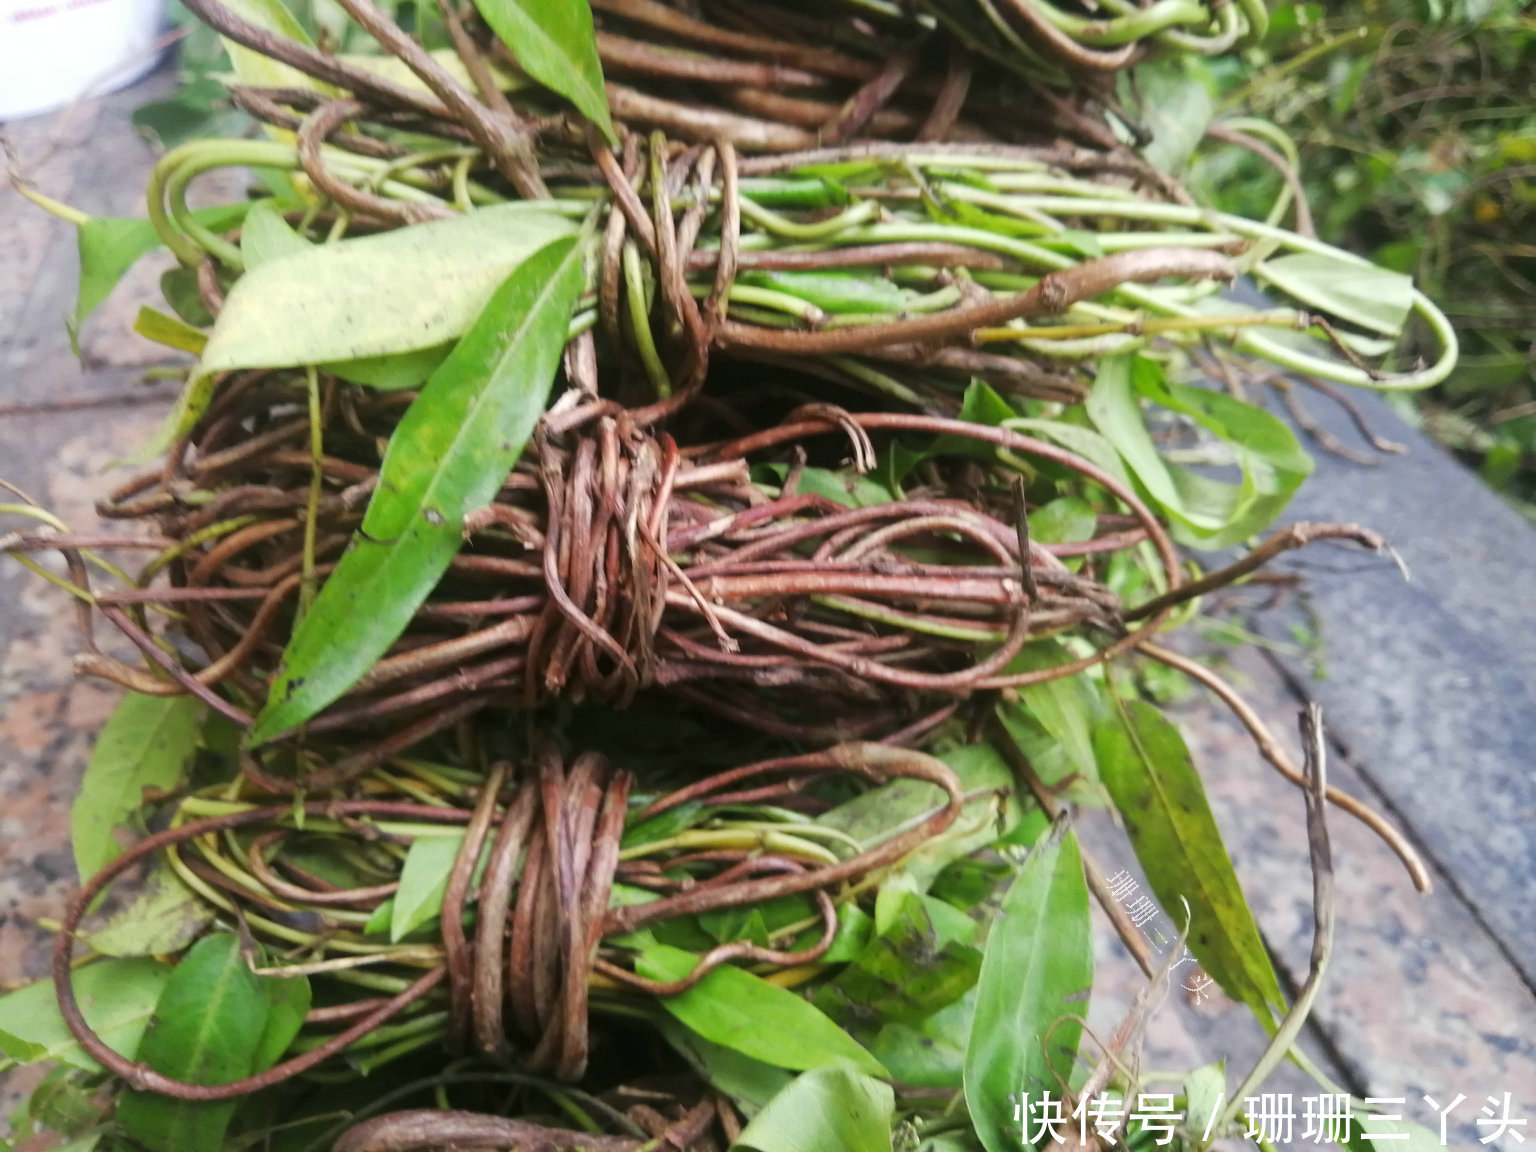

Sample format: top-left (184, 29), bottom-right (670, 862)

top-left (0, 0), bottom-right (166, 120)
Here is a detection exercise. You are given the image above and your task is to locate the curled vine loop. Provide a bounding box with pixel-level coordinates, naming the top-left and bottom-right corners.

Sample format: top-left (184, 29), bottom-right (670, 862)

top-left (53, 740), bottom-right (965, 1090)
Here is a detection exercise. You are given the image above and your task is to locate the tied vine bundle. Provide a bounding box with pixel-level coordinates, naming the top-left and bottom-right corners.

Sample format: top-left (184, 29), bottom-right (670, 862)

top-left (588, 0), bottom-right (1273, 102)
top-left (137, 106), bottom-right (1457, 436)
top-left (15, 387), bottom-right (1180, 755)
top-left (55, 738), bottom-right (967, 1086)
top-left (179, 0), bottom-right (1260, 167)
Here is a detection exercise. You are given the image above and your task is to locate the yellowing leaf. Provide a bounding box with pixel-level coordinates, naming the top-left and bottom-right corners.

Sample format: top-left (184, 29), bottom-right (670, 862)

top-left (148, 203), bottom-right (578, 458)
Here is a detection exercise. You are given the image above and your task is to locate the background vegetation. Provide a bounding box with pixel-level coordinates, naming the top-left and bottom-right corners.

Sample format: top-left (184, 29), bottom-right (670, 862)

top-left (1194, 0), bottom-right (1536, 512)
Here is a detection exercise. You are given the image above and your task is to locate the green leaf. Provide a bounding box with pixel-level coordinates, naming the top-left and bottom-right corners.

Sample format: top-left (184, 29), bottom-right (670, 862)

top-left (757, 464), bottom-right (894, 509)
top-left (1094, 697), bottom-right (1285, 1023)
top-left (250, 231), bottom-right (587, 741)
top-left (1003, 417), bottom-right (1132, 491)
top-left (738, 177), bottom-right (854, 209)
top-left (820, 904), bottom-right (875, 964)
top-left (86, 867), bottom-right (213, 958)
top-left (1087, 355), bottom-right (1312, 550)
top-left (159, 267), bottom-right (214, 327)
top-left (133, 307), bottom-right (207, 355)
top-left (636, 944), bottom-right (886, 1078)
top-left (72, 694), bottom-right (204, 882)
top-left (151, 203), bottom-right (578, 458)
top-left (75, 208), bottom-right (249, 332)
top-left (733, 1066), bottom-right (894, 1152)
top-left (254, 973), bottom-right (310, 1067)
top-left (364, 898), bottom-right (394, 936)
top-left (866, 987), bottom-right (975, 1089)
top-left (700, 900), bottom-right (804, 947)
top-left (117, 935), bottom-right (274, 1152)
top-left (817, 744), bottom-right (1020, 890)
top-left (659, 1018), bottom-right (792, 1117)
top-left (1001, 642), bottom-right (1102, 788)
top-left (964, 821), bottom-right (1092, 1152)
top-left (815, 893), bottom-right (981, 1034)
top-left (239, 200), bottom-right (309, 269)
top-left (12, 1066), bottom-right (110, 1143)
top-left (1048, 229), bottom-right (1106, 260)
top-left (928, 856), bottom-right (1016, 911)
top-left (132, 79), bottom-right (236, 149)
top-left (621, 799), bottom-right (706, 850)
top-left (471, 0), bottom-right (615, 144)
top-left (1182, 1061), bottom-right (1226, 1150)
top-left (1255, 251), bottom-right (1416, 337)
top-left (390, 833), bottom-right (465, 942)
top-left (0, 960), bottom-right (171, 1072)
top-left (1027, 497), bottom-right (1096, 546)
top-left (996, 705), bottom-right (1081, 803)
top-left (326, 344), bottom-right (452, 391)
top-left (888, 380), bottom-right (1018, 485)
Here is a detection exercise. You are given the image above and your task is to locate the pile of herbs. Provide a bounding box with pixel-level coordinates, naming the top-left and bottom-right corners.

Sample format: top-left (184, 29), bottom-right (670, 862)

top-left (0, 1), bottom-right (1454, 1150)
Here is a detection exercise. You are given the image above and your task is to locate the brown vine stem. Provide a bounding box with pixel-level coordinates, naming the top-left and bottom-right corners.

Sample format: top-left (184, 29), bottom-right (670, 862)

top-left (1299, 374), bottom-right (1407, 455)
top-left (714, 248), bottom-right (1236, 356)
top-left (1136, 641), bottom-right (1431, 892)
top-left (435, 0), bottom-right (518, 124)
top-left (53, 800), bottom-right (466, 1099)
top-left (298, 99), bottom-right (455, 224)
top-left (605, 84), bottom-right (817, 152)
top-left (597, 31), bottom-right (829, 91)
top-left (590, 0), bottom-right (874, 80)
top-left (604, 743), bottom-right (964, 934)
top-left (994, 0), bottom-right (1140, 71)
top-left (325, 0), bottom-right (547, 198)
top-left (441, 762), bottom-right (507, 1052)
top-left (1270, 378), bottom-right (1383, 466)
top-left (1220, 705), bottom-right (1337, 1129)
top-left (175, 0), bottom-right (450, 117)
top-left (1125, 521), bottom-right (1401, 622)
top-left (333, 1109), bottom-right (641, 1152)
top-left (987, 714), bottom-right (1157, 980)
top-left (688, 410), bottom-right (1180, 689)
top-left (917, 41), bottom-right (973, 142)
top-left (821, 42), bottom-right (923, 144)
top-left (1204, 121), bottom-right (1315, 238)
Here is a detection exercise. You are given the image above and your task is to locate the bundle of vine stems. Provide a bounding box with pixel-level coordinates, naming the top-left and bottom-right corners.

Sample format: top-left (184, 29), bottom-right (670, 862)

top-left (34, 387), bottom-right (1178, 764)
top-left (0, 0), bottom-right (1455, 1150)
top-left (58, 738), bottom-right (968, 1085)
top-left (154, 0), bottom-right (1453, 419)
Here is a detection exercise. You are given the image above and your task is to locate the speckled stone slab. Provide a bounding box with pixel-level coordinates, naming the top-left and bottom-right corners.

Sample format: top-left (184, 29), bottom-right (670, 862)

top-left (1245, 376), bottom-right (1536, 996)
